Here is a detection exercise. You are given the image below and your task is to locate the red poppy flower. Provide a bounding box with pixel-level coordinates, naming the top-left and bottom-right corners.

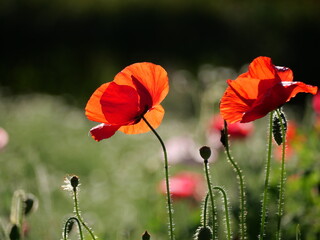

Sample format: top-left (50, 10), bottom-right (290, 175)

top-left (85, 62), bottom-right (169, 141)
top-left (220, 56), bottom-right (318, 123)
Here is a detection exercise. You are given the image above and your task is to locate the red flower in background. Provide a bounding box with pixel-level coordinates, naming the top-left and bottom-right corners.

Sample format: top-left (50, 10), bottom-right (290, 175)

top-left (210, 115), bottom-right (253, 139)
top-left (85, 62), bottom-right (169, 141)
top-left (220, 56), bottom-right (318, 123)
top-left (159, 172), bottom-right (205, 201)
top-left (274, 121), bottom-right (301, 161)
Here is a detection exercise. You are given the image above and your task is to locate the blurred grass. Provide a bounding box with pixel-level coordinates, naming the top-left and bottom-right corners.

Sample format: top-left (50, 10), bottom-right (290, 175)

top-left (0, 64), bottom-right (319, 239)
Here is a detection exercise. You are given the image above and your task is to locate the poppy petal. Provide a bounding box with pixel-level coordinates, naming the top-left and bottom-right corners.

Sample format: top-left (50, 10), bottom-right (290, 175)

top-left (241, 82), bottom-right (318, 122)
top-left (220, 85), bottom-right (251, 123)
top-left (100, 82), bottom-right (140, 125)
top-left (132, 75), bottom-right (153, 115)
top-left (276, 66), bottom-right (294, 82)
top-left (119, 104), bottom-right (165, 134)
top-left (114, 62), bottom-right (169, 106)
top-left (241, 56), bottom-right (278, 80)
top-left (90, 123), bottom-right (121, 141)
top-left (85, 83), bottom-right (110, 123)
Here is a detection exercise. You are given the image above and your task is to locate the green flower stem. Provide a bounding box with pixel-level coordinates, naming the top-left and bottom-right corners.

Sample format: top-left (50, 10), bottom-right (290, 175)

top-left (276, 109), bottom-right (287, 240)
top-left (73, 188), bottom-right (97, 240)
top-left (203, 158), bottom-right (217, 239)
top-left (259, 112), bottom-right (274, 240)
top-left (63, 217), bottom-right (84, 240)
top-left (142, 116), bottom-right (175, 240)
top-left (223, 121), bottom-right (247, 240)
top-left (203, 193), bottom-right (210, 228)
top-left (213, 186), bottom-right (232, 240)
top-left (296, 224), bottom-right (301, 240)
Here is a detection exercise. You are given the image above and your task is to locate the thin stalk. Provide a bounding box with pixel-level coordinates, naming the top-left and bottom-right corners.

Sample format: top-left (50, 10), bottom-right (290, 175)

top-left (276, 109), bottom-right (287, 240)
top-left (203, 193), bottom-right (210, 228)
top-left (204, 158), bottom-right (217, 239)
top-left (73, 188), bottom-right (97, 240)
top-left (213, 186), bottom-right (232, 240)
top-left (142, 116), bottom-right (175, 240)
top-left (223, 121), bottom-right (247, 240)
top-left (259, 112), bottom-right (274, 240)
top-left (63, 217), bottom-right (84, 240)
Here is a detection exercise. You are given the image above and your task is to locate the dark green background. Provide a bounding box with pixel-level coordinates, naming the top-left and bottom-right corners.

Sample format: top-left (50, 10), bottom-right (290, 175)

top-left (1, 0), bottom-right (319, 106)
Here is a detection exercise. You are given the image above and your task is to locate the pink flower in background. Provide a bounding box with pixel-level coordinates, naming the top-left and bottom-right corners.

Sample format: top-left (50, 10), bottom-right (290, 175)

top-left (0, 128), bottom-right (9, 151)
top-left (210, 115), bottom-right (254, 139)
top-left (166, 136), bottom-right (216, 165)
top-left (159, 172), bottom-right (205, 201)
top-left (312, 91), bottom-right (320, 114)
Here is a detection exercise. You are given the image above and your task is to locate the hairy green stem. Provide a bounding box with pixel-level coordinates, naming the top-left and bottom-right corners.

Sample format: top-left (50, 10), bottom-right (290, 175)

top-left (204, 159), bottom-right (217, 239)
top-left (73, 188), bottom-right (96, 240)
top-left (63, 217), bottom-right (84, 240)
top-left (142, 116), bottom-right (175, 240)
top-left (213, 186), bottom-right (232, 240)
top-left (276, 109), bottom-right (287, 240)
top-left (223, 121), bottom-right (247, 240)
top-left (203, 193), bottom-right (210, 227)
top-left (259, 112), bottom-right (274, 240)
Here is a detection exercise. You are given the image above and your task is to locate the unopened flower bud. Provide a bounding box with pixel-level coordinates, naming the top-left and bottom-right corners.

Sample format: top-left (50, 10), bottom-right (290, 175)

top-left (70, 176), bottom-right (79, 189)
top-left (199, 146), bottom-right (211, 160)
top-left (24, 193), bottom-right (38, 216)
top-left (194, 226), bottom-right (213, 240)
top-left (9, 224), bottom-right (20, 240)
top-left (142, 231), bottom-right (150, 240)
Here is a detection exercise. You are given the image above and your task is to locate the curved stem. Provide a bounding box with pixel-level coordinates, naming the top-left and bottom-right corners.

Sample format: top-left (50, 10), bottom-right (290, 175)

top-left (223, 121), bottom-right (247, 240)
top-left (203, 193), bottom-right (210, 228)
top-left (213, 186), bottom-right (232, 240)
top-left (259, 112), bottom-right (274, 240)
top-left (142, 116), bottom-right (175, 240)
top-left (73, 189), bottom-right (97, 240)
top-left (204, 159), bottom-right (217, 239)
top-left (63, 217), bottom-right (84, 240)
top-left (276, 109), bottom-right (287, 240)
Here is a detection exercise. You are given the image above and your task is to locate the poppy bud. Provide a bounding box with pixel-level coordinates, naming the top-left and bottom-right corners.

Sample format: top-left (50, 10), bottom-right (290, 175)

top-left (142, 231), bottom-right (150, 240)
top-left (199, 146), bottom-right (211, 160)
top-left (24, 194), bottom-right (38, 216)
top-left (70, 176), bottom-right (79, 189)
top-left (66, 218), bottom-right (75, 235)
top-left (9, 224), bottom-right (20, 240)
top-left (272, 110), bottom-right (287, 145)
top-left (194, 226), bottom-right (213, 240)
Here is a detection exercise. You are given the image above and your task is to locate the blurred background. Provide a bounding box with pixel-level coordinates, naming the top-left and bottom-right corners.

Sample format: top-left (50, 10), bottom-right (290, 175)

top-left (0, 0), bottom-right (320, 239)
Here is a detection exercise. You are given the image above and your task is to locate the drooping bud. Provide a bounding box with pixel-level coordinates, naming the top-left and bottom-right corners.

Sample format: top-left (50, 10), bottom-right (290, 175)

top-left (272, 110), bottom-right (287, 145)
top-left (24, 193), bottom-right (38, 216)
top-left (199, 146), bottom-right (211, 161)
top-left (66, 218), bottom-right (75, 235)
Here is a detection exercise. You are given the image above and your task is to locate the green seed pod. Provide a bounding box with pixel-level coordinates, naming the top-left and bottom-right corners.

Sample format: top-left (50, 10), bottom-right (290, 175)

top-left (194, 226), bottom-right (213, 240)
